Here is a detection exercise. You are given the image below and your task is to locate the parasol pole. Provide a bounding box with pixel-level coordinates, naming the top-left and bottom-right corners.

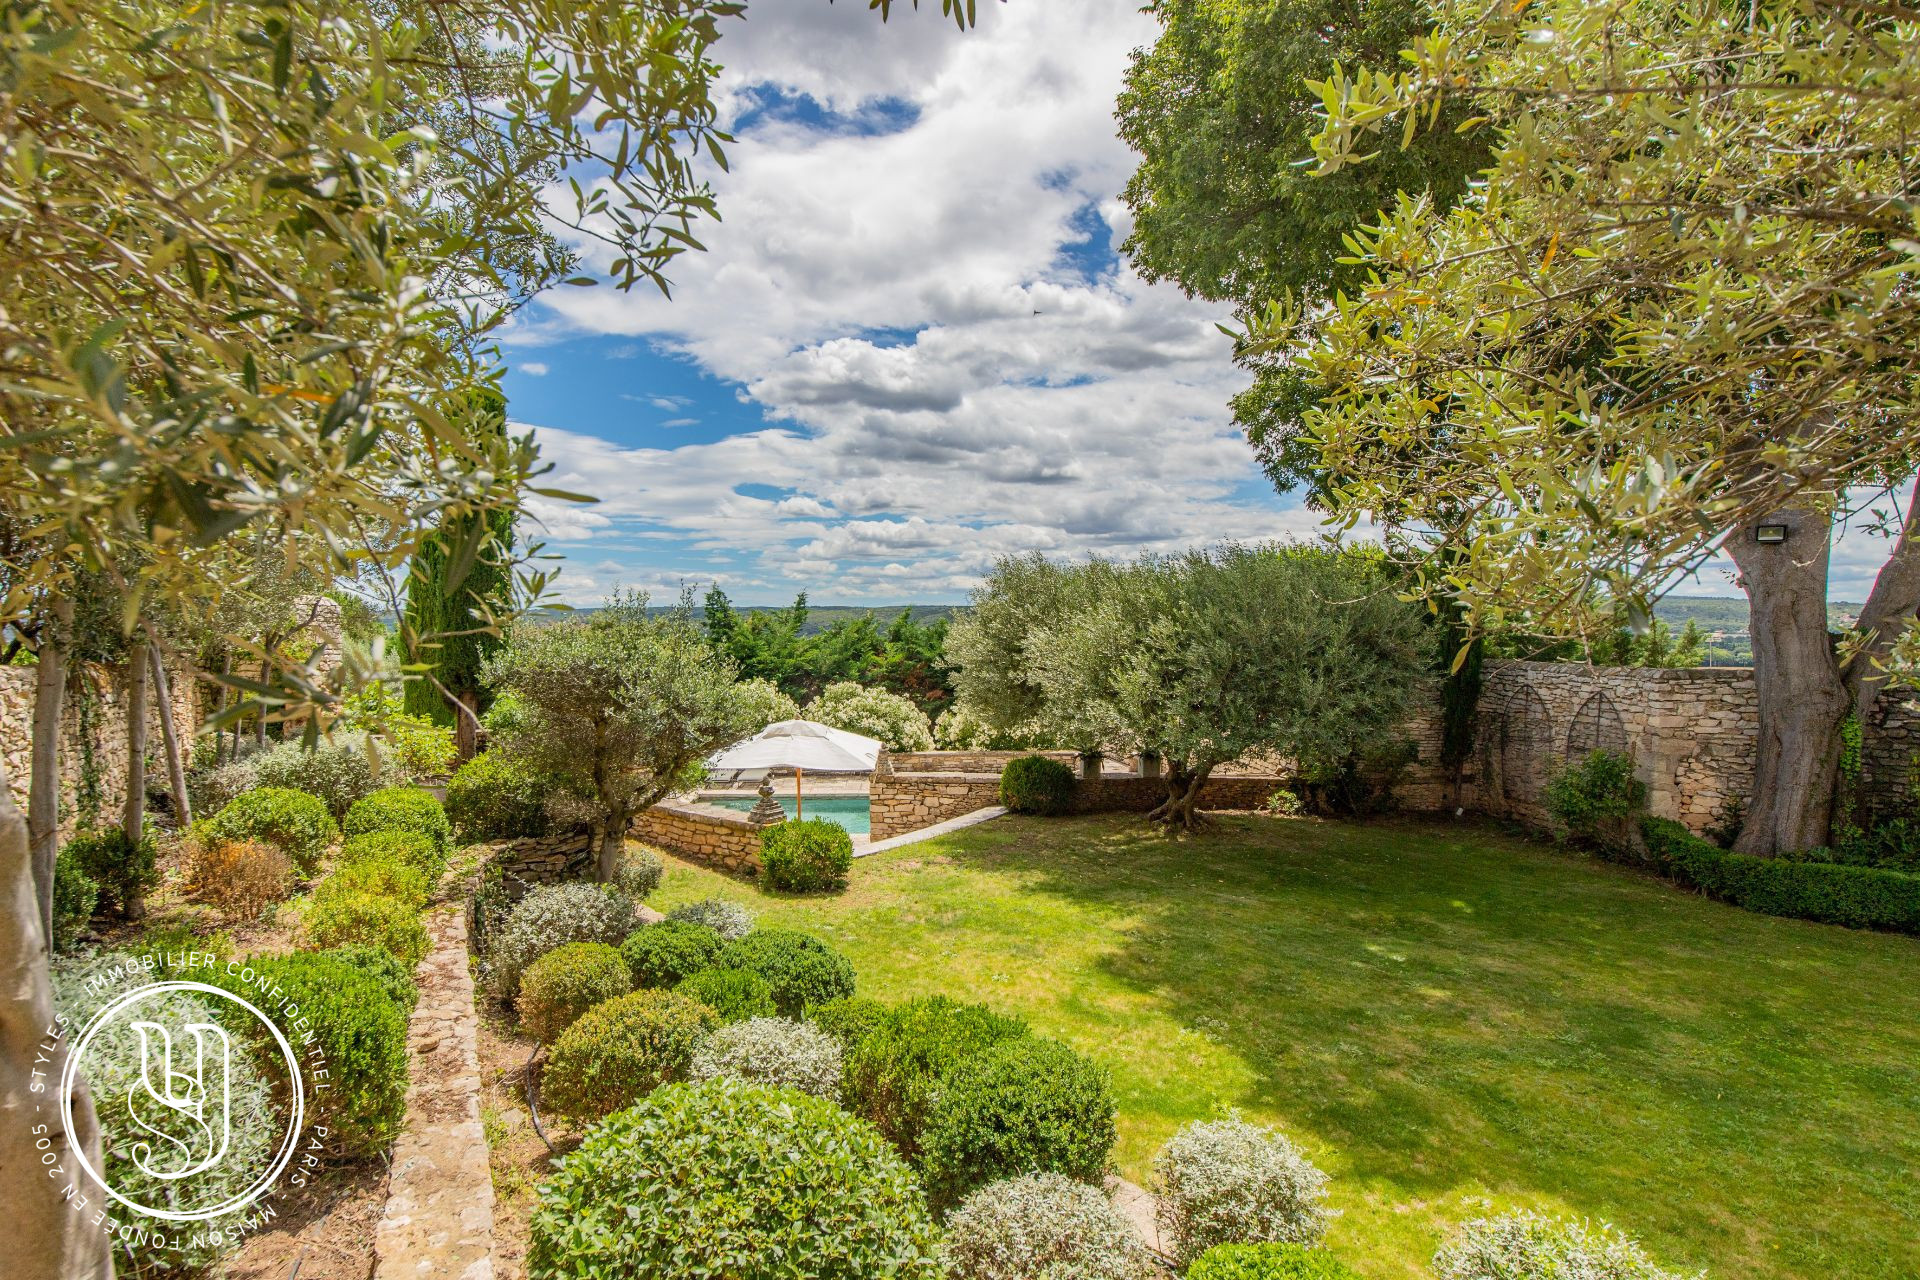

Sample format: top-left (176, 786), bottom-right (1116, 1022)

top-left (795, 765), bottom-right (804, 820)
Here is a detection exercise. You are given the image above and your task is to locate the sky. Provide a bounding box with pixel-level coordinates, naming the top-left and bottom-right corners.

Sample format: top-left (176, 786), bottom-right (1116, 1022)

top-left (499, 0), bottom-right (1895, 609)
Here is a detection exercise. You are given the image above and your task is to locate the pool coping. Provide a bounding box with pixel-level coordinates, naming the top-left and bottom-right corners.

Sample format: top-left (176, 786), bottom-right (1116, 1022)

top-left (861, 805), bottom-right (1008, 856)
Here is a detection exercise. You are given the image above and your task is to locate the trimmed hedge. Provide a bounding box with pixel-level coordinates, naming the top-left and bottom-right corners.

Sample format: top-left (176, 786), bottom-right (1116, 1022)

top-left (316, 855), bottom-right (430, 910)
top-left (842, 995), bottom-right (1028, 1157)
top-left (52, 853), bottom-right (99, 950)
top-left (521, 942), bottom-right (633, 1043)
top-left (344, 786), bottom-right (453, 856)
top-left (214, 949), bottom-right (409, 1155)
top-left (62, 826), bottom-right (160, 914)
top-left (760, 819), bottom-right (853, 893)
top-left (527, 1079), bottom-right (941, 1279)
top-left (341, 828), bottom-right (446, 883)
top-left (207, 787), bottom-right (337, 875)
top-left (675, 967), bottom-right (777, 1023)
top-left (1641, 817), bottom-right (1920, 934)
top-left (622, 920), bottom-right (726, 989)
top-left (808, 996), bottom-right (889, 1051)
top-left (1187, 1244), bottom-right (1362, 1280)
top-left (712, 928), bottom-right (856, 1017)
top-left (541, 989), bottom-right (720, 1124)
top-left (326, 943), bottom-right (420, 1015)
top-left (306, 889), bottom-right (431, 966)
top-left (918, 1035), bottom-right (1118, 1210)
top-left (1000, 755), bottom-right (1077, 816)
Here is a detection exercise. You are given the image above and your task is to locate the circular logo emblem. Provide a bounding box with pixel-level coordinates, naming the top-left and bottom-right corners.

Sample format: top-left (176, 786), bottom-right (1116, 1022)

top-left (61, 980), bottom-right (306, 1223)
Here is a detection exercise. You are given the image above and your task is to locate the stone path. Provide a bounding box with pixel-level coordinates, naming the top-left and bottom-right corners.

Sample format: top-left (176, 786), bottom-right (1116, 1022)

top-left (861, 804), bottom-right (1008, 856)
top-left (1108, 1175), bottom-right (1171, 1257)
top-left (373, 901), bottom-right (495, 1280)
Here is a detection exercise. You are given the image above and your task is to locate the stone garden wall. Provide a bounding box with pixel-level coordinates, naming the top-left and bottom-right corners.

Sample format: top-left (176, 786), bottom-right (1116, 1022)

top-left (0, 659), bottom-right (201, 836)
top-left (632, 801), bottom-right (767, 877)
top-left (474, 828), bottom-right (595, 896)
top-left (1462, 659), bottom-right (1920, 835)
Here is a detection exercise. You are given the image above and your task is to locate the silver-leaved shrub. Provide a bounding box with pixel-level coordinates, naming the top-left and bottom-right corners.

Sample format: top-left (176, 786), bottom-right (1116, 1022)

top-left (487, 882), bottom-right (638, 997)
top-left (1152, 1115), bottom-right (1333, 1266)
top-left (1434, 1211), bottom-right (1701, 1280)
top-left (689, 1016), bottom-right (843, 1099)
top-left (941, 1172), bottom-right (1156, 1280)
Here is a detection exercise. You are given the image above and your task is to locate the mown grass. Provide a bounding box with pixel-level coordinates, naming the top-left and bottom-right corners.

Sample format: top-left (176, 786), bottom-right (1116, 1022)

top-left (643, 813), bottom-right (1920, 1280)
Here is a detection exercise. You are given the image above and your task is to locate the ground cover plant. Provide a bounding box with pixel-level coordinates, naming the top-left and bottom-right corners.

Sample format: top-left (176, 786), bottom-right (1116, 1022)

top-left (643, 813), bottom-right (1920, 1280)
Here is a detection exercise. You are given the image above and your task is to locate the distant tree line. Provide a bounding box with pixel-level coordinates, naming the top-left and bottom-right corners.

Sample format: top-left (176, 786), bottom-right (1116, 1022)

top-left (700, 588), bottom-right (954, 717)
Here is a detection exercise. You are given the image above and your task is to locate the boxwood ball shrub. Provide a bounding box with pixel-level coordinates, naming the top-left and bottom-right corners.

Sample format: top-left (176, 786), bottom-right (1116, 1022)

top-left (666, 895), bottom-right (755, 941)
top-left (527, 1078), bottom-right (942, 1280)
top-left (689, 1016), bottom-right (844, 1098)
top-left (521, 942), bottom-right (633, 1043)
top-left (316, 855), bottom-right (430, 910)
top-left (621, 919), bottom-right (726, 989)
top-left (808, 995), bottom-right (889, 1051)
top-left (306, 889), bottom-right (431, 967)
top-left (444, 749), bottom-right (551, 842)
top-left (345, 785), bottom-right (453, 855)
top-left (540, 989), bottom-right (720, 1124)
top-left (63, 825), bottom-right (161, 913)
top-left (941, 1172), bottom-right (1156, 1280)
top-left (675, 966), bottom-right (776, 1023)
top-left (327, 943), bottom-right (420, 1015)
top-left (215, 948), bottom-right (409, 1155)
top-left (712, 928), bottom-right (856, 1017)
top-left (1433, 1211), bottom-right (1692, 1280)
top-left (341, 828), bottom-right (446, 884)
top-left (51, 955), bottom-right (281, 1276)
top-left (843, 995), bottom-right (1029, 1156)
top-left (489, 882), bottom-right (639, 997)
top-left (1188, 1244), bottom-right (1363, 1280)
top-left (919, 1036), bottom-right (1118, 1210)
top-left (207, 786), bottom-right (338, 876)
top-left (759, 818), bottom-right (853, 893)
top-left (1152, 1116), bottom-right (1332, 1266)
top-left (999, 755), bottom-right (1077, 816)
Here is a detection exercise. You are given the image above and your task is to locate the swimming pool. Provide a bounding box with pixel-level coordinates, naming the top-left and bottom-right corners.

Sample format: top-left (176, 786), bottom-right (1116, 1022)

top-left (705, 793), bottom-right (871, 837)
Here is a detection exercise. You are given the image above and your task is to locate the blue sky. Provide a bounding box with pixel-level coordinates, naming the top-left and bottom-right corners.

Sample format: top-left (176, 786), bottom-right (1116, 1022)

top-left (498, 1), bottom-right (1888, 609)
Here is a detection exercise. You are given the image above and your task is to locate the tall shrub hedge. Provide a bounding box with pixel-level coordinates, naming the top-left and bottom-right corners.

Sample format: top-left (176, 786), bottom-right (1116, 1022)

top-left (999, 755), bottom-right (1076, 815)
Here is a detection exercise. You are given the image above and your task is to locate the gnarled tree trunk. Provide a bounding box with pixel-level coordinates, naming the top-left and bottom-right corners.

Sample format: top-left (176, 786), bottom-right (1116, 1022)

top-left (0, 761), bottom-right (114, 1280)
top-left (1726, 506), bottom-right (1850, 856)
top-left (1147, 760), bottom-right (1212, 831)
top-left (1837, 474), bottom-right (1920, 825)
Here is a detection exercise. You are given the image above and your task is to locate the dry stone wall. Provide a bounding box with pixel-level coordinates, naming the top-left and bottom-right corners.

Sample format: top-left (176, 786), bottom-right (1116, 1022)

top-left (1464, 659), bottom-right (1920, 835)
top-left (0, 659), bottom-right (200, 837)
top-left (632, 801), bottom-right (768, 876)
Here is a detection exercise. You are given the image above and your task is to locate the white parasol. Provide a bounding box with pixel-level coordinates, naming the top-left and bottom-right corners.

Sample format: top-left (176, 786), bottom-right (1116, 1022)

top-left (706, 719), bottom-right (882, 819)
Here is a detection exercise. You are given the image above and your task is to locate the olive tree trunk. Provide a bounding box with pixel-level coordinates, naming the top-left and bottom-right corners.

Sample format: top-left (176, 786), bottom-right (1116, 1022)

top-left (148, 645), bottom-right (192, 829)
top-left (0, 761), bottom-right (114, 1280)
top-left (1147, 761), bottom-right (1212, 831)
top-left (1725, 506), bottom-right (1851, 856)
top-left (27, 597), bottom-right (72, 946)
top-left (120, 643), bottom-right (150, 918)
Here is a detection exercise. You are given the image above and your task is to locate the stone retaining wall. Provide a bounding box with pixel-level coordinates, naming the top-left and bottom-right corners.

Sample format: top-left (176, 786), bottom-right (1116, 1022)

top-left (474, 828), bottom-right (594, 897)
top-left (884, 750), bottom-right (1078, 774)
top-left (0, 659), bottom-right (200, 836)
top-left (632, 801), bottom-right (768, 876)
top-left (868, 766), bottom-right (1307, 840)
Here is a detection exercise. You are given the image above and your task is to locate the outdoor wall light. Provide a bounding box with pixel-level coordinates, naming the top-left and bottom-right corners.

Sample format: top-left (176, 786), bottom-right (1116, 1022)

top-left (1754, 523), bottom-right (1790, 545)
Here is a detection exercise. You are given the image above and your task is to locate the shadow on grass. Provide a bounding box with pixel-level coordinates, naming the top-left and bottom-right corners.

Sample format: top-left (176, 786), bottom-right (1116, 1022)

top-left (922, 812), bottom-right (1920, 1280)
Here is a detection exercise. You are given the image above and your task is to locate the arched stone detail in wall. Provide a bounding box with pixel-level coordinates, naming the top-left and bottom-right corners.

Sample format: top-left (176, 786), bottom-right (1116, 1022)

top-left (1565, 690), bottom-right (1630, 759)
top-left (1500, 685), bottom-right (1553, 806)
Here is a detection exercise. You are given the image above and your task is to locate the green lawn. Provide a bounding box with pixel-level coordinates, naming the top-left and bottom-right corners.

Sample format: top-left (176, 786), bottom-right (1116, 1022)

top-left (643, 813), bottom-right (1920, 1280)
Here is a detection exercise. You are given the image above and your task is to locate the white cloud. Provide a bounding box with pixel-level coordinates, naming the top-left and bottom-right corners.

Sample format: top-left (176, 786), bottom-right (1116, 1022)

top-left (520, 361), bottom-right (550, 376)
top-left (514, 0), bottom-right (1331, 600)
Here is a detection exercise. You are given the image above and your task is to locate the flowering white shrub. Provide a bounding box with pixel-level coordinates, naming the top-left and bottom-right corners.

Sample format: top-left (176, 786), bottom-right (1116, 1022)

top-left (487, 882), bottom-right (638, 997)
top-left (1152, 1115), bottom-right (1333, 1266)
top-left (810, 681), bottom-right (934, 752)
top-left (941, 1173), bottom-right (1156, 1280)
top-left (689, 1016), bottom-right (843, 1098)
top-left (666, 896), bottom-right (755, 941)
top-left (1434, 1211), bottom-right (1700, 1280)
top-left (736, 677), bottom-right (802, 730)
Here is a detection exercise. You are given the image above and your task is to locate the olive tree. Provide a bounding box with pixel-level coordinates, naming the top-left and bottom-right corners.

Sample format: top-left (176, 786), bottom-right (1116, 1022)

top-left (484, 594), bottom-right (754, 880)
top-left (958, 546), bottom-right (1428, 828)
top-left (1266, 0), bottom-right (1920, 854)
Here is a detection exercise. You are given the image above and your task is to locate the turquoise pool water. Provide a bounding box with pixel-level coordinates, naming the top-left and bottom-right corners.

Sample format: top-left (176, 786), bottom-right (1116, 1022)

top-left (707, 794), bottom-right (871, 837)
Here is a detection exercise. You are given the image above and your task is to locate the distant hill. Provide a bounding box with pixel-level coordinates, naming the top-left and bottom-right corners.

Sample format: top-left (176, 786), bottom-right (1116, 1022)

top-left (624, 602), bottom-right (966, 636)
top-left (1653, 595), bottom-right (1863, 666)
